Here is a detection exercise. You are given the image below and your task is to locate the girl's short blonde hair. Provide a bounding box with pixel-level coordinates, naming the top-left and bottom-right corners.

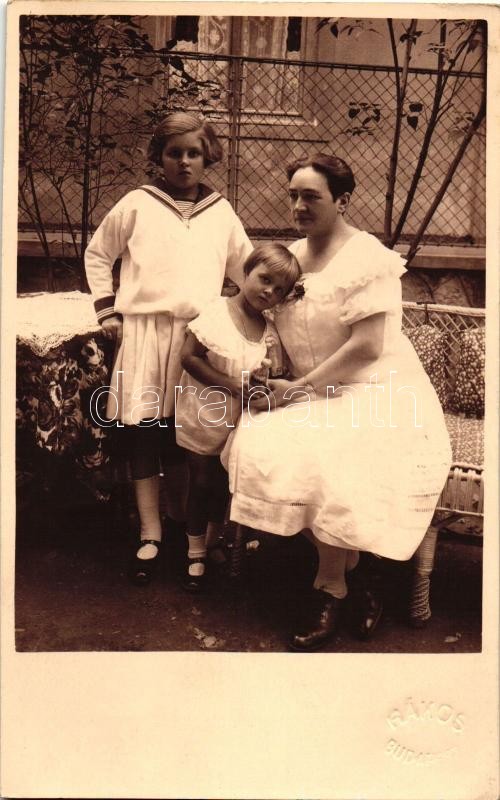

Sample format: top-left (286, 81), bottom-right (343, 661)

top-left (243, 243), bottom-right (301, 294)
top-left (148, 111), bottom-right (224, 167)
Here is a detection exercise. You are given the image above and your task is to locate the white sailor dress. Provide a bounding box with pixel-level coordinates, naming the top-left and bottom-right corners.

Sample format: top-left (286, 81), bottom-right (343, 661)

top-left (84, 180), bottom-right (253, 425)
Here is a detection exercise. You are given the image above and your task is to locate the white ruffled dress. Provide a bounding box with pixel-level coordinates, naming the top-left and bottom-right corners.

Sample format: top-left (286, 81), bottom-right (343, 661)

top-left (176, 296), bottom-right (274, 456)
top-left (223, 232), bottom-right (452, 561)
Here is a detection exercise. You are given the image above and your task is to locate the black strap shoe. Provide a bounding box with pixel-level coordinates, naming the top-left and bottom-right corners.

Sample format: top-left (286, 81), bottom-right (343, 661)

top-left (129, 539), bottom-right (161, 586)
top-left (182, 557), bottom-right (207, 593)
top-left (288, 589), bottom-right (344, 652)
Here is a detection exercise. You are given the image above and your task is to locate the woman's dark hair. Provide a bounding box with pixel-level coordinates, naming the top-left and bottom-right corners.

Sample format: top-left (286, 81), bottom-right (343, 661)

top-left (243, 243), bottom-right (301, 294)
top-left (148, 111), bottom-right (224, 167)
top-left (286, 153), bottom-right (356, 199)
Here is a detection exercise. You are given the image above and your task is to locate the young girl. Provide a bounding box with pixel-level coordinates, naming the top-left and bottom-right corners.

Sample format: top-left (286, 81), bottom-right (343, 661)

top-left (85, 111), bottom-right (253, 584)
top-left (175, 243), bottom-right (301, 591)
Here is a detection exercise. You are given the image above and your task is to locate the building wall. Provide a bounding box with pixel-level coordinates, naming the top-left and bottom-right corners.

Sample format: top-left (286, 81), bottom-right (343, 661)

top-left (130, 16), bottom-right (485, 244)
top-left (18, 14), bottom-right (486, 287)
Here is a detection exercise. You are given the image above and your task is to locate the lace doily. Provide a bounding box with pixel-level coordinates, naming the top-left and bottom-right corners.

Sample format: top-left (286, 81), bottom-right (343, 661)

top-left (17, 291), bottom-right (101, 357)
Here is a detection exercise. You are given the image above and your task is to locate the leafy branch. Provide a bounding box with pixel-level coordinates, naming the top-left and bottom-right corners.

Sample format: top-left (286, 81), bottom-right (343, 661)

top-left (318, 18), bottom-right (486, 264)
top-left (19, 15), bottom-right (218, 289)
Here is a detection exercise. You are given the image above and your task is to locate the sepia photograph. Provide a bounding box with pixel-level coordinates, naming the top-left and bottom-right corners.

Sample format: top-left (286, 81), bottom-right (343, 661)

top-left (14, 8), bottom-right (486, 653)
top-left (1, 2), bottom-right (498, 798)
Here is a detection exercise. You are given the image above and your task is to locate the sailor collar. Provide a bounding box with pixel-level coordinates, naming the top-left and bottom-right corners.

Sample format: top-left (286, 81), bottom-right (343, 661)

top-left (139, 180), bottom-right (222, 220)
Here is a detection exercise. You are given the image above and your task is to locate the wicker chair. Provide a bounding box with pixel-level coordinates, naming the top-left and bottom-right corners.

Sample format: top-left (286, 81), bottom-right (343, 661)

top-left (402, 301), bottom-right (485, 625)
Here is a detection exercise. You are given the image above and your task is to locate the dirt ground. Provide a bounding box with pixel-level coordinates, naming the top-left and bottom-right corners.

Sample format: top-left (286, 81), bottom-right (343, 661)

top-left (15, 481), bottom-right (482, 654)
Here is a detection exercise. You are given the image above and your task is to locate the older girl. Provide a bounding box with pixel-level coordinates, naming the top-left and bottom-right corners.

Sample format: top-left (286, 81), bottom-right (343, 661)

top-left (85, 111), bottom-right (252, 584)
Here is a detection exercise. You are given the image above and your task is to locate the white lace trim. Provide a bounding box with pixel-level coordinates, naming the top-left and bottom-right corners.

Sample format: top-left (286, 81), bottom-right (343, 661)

top-left (187, 297), bottom-right (269, 365)
top-left (328, 231), bottom-right (406, 291)
top-left (17, 291), bottom-right (101, 356)
top-left (276, 232), bottom-right (406, 309)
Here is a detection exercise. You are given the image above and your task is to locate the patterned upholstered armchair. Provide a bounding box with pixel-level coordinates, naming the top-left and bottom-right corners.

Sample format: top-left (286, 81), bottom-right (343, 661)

top-left (402, 302), bottom-right (485, 625)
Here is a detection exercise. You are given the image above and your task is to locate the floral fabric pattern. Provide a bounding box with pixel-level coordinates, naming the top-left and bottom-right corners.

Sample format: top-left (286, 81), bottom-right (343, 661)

top-left (444, 413), bottom-right (483, 467)
top-left (406, 324), bottom-right (449, 409)
top-left (16, 334), bottom-right (114, 498)
top-left (449, 328), bottom-right (485, 417)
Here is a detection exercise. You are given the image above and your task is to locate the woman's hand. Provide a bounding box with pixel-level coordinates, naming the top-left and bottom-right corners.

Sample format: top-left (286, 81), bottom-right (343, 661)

top-left (101, 315), bottom-right (123, 343)
top-left (272, 378), bottom-right (320, 405)
top-left (247, 378), bottom-right (297, 411)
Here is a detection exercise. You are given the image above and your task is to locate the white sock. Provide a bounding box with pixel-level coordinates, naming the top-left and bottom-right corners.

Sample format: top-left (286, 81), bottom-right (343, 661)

top-left (187, 533), bottom-right (207, 576)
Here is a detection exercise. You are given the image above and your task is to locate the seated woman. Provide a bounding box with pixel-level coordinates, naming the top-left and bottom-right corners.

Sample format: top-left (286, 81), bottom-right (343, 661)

top-left (222, 153), bottom-right (452, 651)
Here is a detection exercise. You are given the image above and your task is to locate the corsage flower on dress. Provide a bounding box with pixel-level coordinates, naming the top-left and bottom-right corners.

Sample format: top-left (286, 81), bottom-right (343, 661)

top-left (285, 278), bottom-right (306, 303)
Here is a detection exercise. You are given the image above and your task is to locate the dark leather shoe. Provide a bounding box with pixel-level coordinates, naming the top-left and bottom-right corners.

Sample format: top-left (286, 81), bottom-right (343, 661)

top-left (288, 590), bottom-right (344, 652)
top-left (181, 558), bottom-right (207, 593)
top-left (355, 589), bottom-right (384, 640)
top-left (129, 540), bottom-right (161, 586)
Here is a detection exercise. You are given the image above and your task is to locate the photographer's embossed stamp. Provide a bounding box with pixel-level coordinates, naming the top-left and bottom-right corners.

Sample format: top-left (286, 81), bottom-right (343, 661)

top-left (385, 697), bottom-right (465, 765)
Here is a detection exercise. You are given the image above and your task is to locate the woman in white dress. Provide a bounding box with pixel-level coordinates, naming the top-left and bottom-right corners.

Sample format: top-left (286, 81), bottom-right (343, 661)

top-left (223, 153), bottom-right (452, 651)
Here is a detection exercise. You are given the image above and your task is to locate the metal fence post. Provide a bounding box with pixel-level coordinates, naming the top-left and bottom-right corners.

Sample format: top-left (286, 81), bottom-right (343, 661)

top-left (227, 56), bottom-right (243, 212)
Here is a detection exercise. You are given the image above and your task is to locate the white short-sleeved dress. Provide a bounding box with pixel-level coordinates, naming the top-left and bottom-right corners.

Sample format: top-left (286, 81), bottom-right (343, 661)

top-left (222, 232), bottom-right (452, 561)
top-left (176, 296), bottom-right (276, 456)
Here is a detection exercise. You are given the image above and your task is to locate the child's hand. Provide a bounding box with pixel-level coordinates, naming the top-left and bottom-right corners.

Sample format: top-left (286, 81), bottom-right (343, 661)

top-left (250, 358), bottom-right (272, 387)
top-left (223, 376), bottom-right (252, 403)
top-left (101, 315), bottom-right (123, 343)
top-left (248, 378), bottom-right (307, 410)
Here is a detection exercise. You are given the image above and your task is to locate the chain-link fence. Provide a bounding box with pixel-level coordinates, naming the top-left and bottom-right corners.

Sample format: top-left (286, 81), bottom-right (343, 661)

top-left (19, 48), bottom-right (485, 252)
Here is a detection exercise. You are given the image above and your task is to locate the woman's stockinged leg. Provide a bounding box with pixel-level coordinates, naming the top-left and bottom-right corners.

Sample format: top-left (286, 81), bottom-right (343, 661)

top-left (289, 536), bottom-right (351, 651)
top-left (309, 539), bottom-right (382, 643)
top-left (313, 540), bottom-right (350, 599)
top-left (309, 535), bottom-right (383, 645)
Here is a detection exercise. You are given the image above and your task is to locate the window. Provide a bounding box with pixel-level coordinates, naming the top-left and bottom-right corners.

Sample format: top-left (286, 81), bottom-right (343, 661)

top-left (163, 16), bottom-right (310, 115)
top-left (171, 15), bottom-right (303, 59)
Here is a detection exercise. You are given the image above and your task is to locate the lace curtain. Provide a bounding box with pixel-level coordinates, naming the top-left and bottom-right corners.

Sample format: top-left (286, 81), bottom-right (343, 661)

top-left (241, 17), bottom-right (301, 112)
top-left (174, 16), bottom-right (301, 113)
